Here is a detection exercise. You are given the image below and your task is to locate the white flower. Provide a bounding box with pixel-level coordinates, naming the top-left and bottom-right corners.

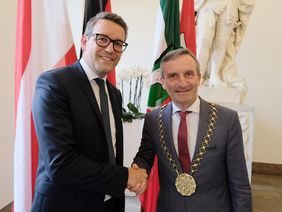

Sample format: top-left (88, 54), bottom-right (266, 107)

top-left (117, 64), bottom-right (131, 82)
top-left (117, 64), bottom-right (150, 81)
top-left (136, 66), bottom-right (151, 87)
top-left (131, 65), bottom-right (140, 79)
top-left (116, 64), bottom-right (151, 112)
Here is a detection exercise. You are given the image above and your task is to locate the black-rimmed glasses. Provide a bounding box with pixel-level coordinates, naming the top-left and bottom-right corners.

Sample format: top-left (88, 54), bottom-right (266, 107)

top-left (87, 33), bottom-right (128, 53)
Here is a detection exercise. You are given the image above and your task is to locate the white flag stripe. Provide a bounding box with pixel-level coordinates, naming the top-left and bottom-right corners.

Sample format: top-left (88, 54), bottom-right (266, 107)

top-left (14, 75), bottom-right (32, 212)
top-left (31, 0), bottom-right (75, 93)
top-left (152, 5), bottom-right (167, 64)
top-left (14, 0), bottom-right (76, 211)
top-left (151, 68), bottom-right (162, 85)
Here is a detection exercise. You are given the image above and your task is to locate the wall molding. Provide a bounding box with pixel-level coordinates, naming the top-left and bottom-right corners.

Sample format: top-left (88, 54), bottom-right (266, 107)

top-left (0, 202), bottom-right (12, 212)
top-left (252, 162), bottom-right (282, 176)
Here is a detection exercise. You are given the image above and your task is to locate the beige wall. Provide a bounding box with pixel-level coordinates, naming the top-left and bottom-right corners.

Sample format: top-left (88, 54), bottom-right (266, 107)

top-left (0, 0), bottom-right (16, 208)
top-left (236, 0), bottom-right (282, 164)
top-left (1, 0), bottom-right (282, 208)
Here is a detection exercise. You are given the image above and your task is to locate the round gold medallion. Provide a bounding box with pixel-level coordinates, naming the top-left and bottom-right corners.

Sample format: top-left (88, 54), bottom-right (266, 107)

top-left (175, 173), bottom-right (196, 196)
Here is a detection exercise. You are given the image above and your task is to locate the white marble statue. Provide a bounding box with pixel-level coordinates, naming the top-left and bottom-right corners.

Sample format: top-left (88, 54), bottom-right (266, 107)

top-left (195, 0), bottom-right (255, 102)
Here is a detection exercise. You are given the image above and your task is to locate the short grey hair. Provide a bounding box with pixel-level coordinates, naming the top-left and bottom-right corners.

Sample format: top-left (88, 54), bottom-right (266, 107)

top-left (160, 48), bottom-right (200, 77)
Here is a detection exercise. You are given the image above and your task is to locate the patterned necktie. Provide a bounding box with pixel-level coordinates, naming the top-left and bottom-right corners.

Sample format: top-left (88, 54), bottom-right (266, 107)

top-left (177, 111), bottom-right (191, 173)
top-left (95, 78), bottom-right (115, 164)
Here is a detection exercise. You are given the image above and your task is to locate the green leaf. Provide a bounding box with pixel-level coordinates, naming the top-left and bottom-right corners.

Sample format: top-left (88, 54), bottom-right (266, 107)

top-left (127, 103), bottom-right (138, 113)
top-left (134, 113), bottom-right (145, 119)
top-left (122, 103), bottom-right (145, 123)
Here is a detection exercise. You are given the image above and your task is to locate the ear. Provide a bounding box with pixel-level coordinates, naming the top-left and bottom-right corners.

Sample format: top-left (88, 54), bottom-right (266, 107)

top-left (197, 73), bottom-right (202, 85)
top-left (80, 35), bottom-right (88, 52)
top-left (161, 77), bottom-right (166, 90)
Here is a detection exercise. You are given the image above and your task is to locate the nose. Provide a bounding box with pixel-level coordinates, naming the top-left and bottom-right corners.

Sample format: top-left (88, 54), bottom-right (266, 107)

top-left (177, 75), bottom-right (189, 89)
top-left (178, 75), bottom-right (187, 85)
top-left (104, 41), bottom-right (115, 53)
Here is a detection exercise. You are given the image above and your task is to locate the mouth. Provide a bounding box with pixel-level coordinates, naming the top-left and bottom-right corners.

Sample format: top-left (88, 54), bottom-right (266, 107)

top-left (100, 56), bottom-right (114, 61)
top-left (176, 88), bottom-right (191, 93)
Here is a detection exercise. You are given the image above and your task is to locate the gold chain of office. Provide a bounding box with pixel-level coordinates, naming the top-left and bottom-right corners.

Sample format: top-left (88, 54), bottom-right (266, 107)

top-left (157, 102), bottom-right (218, 196)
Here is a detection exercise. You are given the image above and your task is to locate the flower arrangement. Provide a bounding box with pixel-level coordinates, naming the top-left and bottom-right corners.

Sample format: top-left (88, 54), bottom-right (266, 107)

top-left (116, 65), bottom-right (150, 122)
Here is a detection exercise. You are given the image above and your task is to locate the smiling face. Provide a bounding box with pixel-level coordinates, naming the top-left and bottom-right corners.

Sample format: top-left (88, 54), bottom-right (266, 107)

top-left (81, 19), bottom-right (126, 77)
top-left (161, 54), bottom-right (201, 110)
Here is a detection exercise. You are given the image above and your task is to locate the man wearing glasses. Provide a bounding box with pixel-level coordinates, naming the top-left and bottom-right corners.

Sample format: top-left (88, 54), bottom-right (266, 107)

top-left (31, 12), bottom-right (147, 212)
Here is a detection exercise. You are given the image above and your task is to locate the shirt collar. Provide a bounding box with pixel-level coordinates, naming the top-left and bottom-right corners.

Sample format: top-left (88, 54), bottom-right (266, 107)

top-left (79, 58), bottom-right (106, 81)
top-left (172, 96), bottom-right (200, 114)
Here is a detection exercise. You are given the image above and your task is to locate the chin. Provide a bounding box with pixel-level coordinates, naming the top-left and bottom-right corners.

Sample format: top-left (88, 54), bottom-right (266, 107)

top-left (105, 69), bottom-right (114, 74)
top-left (97, 66), bottom-right (113, 73)
top-left (104, 65), bottom-right (115, 71)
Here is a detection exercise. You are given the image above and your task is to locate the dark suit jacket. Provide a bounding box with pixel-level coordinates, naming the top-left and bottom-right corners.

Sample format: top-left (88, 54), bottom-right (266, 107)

top-left (31, 62), bottom-right (128, 212)
top-left (134, 98), bottom-right (252, 212)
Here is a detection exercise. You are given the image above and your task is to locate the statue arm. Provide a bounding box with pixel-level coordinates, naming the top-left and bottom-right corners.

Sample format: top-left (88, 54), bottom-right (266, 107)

top-left (234, 0), bottom-right (256, 49)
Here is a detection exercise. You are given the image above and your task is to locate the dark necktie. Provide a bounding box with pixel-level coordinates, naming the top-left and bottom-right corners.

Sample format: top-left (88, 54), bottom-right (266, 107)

top-left (178, 111), bottom-right (191, 173)
top-left (95, 78), bottom-right (115, 164)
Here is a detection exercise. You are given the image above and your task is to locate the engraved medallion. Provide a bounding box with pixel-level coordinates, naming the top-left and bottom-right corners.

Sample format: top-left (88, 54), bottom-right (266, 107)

top-left (175, 173), bottom-right (196, 196)
top-left (158, 103), bottom-right (217, 197)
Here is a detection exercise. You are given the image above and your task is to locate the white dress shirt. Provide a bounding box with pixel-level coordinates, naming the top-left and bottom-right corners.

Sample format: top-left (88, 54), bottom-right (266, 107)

top-left (80, 58), bottom-right (117, 201)
top-left (79, 58), bottom-right (116, 156)
top-left (171, 97), bottom-right (200, 160)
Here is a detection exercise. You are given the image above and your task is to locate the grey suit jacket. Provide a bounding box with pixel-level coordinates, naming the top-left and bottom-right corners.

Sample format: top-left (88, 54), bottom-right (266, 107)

top-left (134, 98), bottom-right (252, 212)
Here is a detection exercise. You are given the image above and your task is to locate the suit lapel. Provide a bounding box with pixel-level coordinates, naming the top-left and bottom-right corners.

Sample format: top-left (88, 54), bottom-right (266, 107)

top-left (107, 80), bottom-right (123, 165)
top-left (162, 103), bottom-right (183, 173)
top-left (73, 62), bottom-right (123, 164)
top-left (106, 80), bottom-right (121, 128)
top-left (73, 62), bottom-right (103, 124)
top-left (192, 98), bottom-right (210, 161)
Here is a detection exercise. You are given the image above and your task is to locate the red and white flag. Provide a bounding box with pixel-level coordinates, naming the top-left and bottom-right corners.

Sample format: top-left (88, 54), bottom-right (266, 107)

top-left (180, 0), bottom-right (196, 55)
top-left (14, 0), bottom-right (77, 211)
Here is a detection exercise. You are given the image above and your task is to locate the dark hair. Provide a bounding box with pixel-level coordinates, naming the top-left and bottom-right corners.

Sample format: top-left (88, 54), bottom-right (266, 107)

top-left (84, 11), bottom-right (128, 39)
top-left (160, 48), bottom-right (200, 77)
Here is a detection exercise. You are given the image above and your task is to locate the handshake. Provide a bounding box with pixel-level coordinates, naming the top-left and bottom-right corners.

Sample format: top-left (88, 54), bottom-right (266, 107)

top-left (127, 163), bottom-right (148, 195)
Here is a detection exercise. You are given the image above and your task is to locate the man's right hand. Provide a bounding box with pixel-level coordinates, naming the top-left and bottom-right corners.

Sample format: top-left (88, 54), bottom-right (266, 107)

top-left (127, 164), bottom-right (148, 195)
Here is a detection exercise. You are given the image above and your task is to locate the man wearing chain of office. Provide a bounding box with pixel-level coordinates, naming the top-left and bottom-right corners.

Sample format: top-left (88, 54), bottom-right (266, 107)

top-left (133, 48), bottom-right (252, 212)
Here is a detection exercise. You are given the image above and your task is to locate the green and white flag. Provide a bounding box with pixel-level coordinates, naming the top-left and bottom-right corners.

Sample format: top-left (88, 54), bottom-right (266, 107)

top-left (147, 0), bottom-right (181, 111)
top-left (141, 0), bottom-right (196, 211)
top-left (140, 1), bottom-right (182, 211)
